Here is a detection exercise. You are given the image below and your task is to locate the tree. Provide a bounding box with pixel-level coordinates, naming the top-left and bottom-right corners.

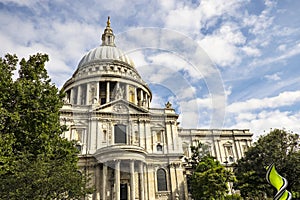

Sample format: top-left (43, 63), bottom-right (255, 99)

top-left (0, 54), bottom-right (18, 175)
top-left (234, 129), bottom-right (300, 199)
top-left (189, 142), bottom-right (235, 200)
top-left (0, 54), bottom-right (92, 199)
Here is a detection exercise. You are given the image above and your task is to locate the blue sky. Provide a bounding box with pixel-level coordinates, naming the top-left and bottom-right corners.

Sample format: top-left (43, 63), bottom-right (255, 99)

top-left (0, 0), bottom-right (300, 139)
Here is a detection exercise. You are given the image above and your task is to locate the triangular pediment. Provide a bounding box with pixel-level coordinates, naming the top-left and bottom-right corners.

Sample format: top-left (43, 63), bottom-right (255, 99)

top-left (92, 99), bottom-right (149, 114)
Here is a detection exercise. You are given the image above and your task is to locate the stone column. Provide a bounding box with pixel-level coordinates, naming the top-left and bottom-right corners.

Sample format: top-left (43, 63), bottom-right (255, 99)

top-left (147, 165), bottom-right (155, 199)
top-left (144, 164), bottom-right (148, 200)
top-left (95, 165), bottom-right (100, 199)
top-left (70, 88), bottom-right (74, 104)
top-left (145, 94), bottom-right (148, 108)
top-left (139, 162), bottom-right (145, 200)
top-left (115, 160), bottom-right (121, 200)
top-left (102, 164), bottom-right (107, 200)
top-left (106, 81), bottom-right (110, 103)
top-left (169, 164), bottom-right (177, 199)
top-left (96, 81), bottom-right (100, 103)
top-left (130, 160), bottom-right (135, 200)
top-left (86, 83), bottom-right (90, 105)
top-left (140, 89), bottom-right (144, 106)
top-left (135, 88), bottom-right (138, 105)
top-left (77, 85), bottom-right (81, 105)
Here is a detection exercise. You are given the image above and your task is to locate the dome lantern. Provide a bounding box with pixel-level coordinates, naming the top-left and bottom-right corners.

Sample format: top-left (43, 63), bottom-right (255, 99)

top-left (101, 16), bottom-right (115, 47)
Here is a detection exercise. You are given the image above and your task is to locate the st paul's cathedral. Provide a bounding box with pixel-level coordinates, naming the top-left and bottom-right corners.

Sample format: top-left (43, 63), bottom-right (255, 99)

top-left (60, 17), bottom-right (253, 200)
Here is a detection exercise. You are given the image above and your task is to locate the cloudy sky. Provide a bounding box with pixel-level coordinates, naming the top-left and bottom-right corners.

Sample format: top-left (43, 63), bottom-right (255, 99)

top-left (1, 0), bottom-right (300, 139)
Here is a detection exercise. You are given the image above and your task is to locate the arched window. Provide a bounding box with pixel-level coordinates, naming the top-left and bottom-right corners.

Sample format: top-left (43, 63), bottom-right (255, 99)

top-left (75, 144), bottom-right (82, 152)
top-left (114, 124), bottom-right (126, 144)
top-left (157, 144), bottom-right (162, 152)
top-left (157, 168), bottom-right (167, 191)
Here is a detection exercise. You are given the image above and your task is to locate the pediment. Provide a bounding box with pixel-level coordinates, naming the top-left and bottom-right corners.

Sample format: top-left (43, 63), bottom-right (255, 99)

top-left (92, 99), bottom-right (149, 114)
top-left (150, 123), bottom-right (165, 130)
top-left (223, 141), bottom-right (233, 146)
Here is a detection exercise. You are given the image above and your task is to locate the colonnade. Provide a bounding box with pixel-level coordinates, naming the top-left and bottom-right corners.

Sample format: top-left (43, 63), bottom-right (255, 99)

top-left (66, 81), bottom-right (150, 108)
top-left (101, 160), bottom-right (147, 200)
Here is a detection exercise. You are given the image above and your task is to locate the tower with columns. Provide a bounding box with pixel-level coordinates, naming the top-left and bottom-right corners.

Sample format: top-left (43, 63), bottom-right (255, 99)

top-left (60, 17), bottom-right (252, 200)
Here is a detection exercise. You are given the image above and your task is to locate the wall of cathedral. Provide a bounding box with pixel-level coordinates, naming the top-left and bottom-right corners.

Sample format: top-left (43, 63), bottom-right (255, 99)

top-left (60, 102), bottom-right (190, 200)
top-left (179, 129), bottom-right (252, 165)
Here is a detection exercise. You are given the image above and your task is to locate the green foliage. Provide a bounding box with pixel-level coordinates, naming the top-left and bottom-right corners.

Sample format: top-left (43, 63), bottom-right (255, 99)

top-left (190, 142), bottom-right (211, 169)
top-left (234, 129), bottom-right (300, 199)
top-left (0, 54), bottom-right (18, 175)
top-left (189, 142), bottom-right (235, 200)
top-left (0, 53), bottom-right (91, 199)
top-left (224, 194), bottom-right (243, 200)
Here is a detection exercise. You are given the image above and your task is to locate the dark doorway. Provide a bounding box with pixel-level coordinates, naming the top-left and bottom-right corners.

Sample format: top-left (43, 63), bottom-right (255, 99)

top-left (120, 183), bottom-right (128, 200)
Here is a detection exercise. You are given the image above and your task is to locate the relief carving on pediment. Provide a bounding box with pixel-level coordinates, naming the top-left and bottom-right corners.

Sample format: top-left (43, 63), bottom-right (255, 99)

top-left (112, 103), bottom-right (129, 113)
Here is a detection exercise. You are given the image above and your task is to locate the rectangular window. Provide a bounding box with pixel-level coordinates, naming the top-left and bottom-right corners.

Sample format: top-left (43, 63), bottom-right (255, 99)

top-left (71, 128), bottom-right (84, 143)
top-left (242, 145), bottom-right (248, 153)
top-left (226, 146), bottom-right (233, 156)
top-left (114, 124), bottom-right (126, 144)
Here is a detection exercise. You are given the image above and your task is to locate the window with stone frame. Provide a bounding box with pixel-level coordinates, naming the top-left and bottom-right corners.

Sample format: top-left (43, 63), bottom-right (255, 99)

top-left (72, 128), bottom-right (84, 143)
top-left (71, 128), bottom-right (85, 153)
top-left (134, 131), bottom-right (138, 143)
top-left (226, 146), bottom-right (233, 156)
top-left (114, 124), bottom-right (127, 144)
top-left (242, 144), bottom-right (248, 153)
top-left (103, 130), bottom-right (107, 142)
top-left (156, 144), bottom-right (163, 152)
top-left (223, 142), bottom-right (233, 157)
top-left (157, 168), bottom-right (167, 191)
top-left (182, 143), bottom-right (189, 157)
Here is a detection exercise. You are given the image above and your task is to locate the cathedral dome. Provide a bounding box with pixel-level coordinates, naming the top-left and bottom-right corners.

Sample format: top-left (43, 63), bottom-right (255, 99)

top-left (77, 45), bottom-right (135, 69)
top-left (77, 16), bottom-right (134, 69)
top-left (62, 17), bottom-right (152, 108)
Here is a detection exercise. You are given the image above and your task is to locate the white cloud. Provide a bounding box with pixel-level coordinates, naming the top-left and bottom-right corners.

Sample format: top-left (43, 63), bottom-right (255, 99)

top-left (0, 0), bottom-right (36, 6)
top-left (242, 46), bottom-right (261, 57)
top-left (277, 44), bottom-right (286, 51)
top-left (243, 2), bottom-right (275, 36)
top-left (227, 90), bottom-right (300, 113)
top-left (199, 33), bottom-right (242, 67)
top-left (250, 42), bottom-right (300, 67)
top-left (229, 110), bottom-right (300, 139)
top-left (264, 73), bottom-right (281, 81)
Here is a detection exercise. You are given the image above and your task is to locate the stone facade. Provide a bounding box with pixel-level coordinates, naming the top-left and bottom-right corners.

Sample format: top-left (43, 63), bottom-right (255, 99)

top-left (60, 18), bottom-right (252, 200)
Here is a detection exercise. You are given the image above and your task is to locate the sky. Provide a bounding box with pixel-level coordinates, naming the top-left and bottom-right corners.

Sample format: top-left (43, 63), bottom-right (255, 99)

top-left (0, 0), bottom-right (300, 140)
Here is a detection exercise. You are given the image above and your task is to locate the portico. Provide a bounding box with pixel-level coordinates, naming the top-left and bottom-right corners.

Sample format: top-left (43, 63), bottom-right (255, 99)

top-left (99, 159), bottom-right (147, 200)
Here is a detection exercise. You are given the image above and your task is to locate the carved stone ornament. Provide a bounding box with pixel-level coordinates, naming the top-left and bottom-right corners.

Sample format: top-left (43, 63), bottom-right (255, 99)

top-left (165, 101), bottom-right (172, 108)
top-left (112, 103), bottom-right (128, 113)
